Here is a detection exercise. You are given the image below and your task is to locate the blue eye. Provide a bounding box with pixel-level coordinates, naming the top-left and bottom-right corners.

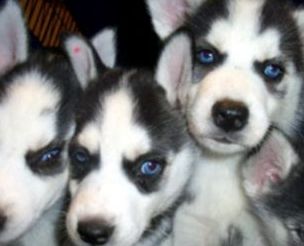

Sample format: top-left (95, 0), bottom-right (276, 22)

top-left (41, 147), bottom-right (61, 162)
top-left (197, 49), bottom-right (216, 64)
top-left (140, 160), bottom-right (162, 176)
top-left (72, 149), bottom-right (89, 164)
top-left (263, 64), bottom-right (283, 80)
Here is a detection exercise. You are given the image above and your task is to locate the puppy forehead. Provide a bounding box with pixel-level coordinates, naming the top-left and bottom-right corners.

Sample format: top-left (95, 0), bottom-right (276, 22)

top-left (205, 0), bottom-right (281, 62)
top-left (193, 0), bottom-right (300, 66)
top-left (77, 87), bottom-right (151, 160)
top-left (0, 71), bottom-right (60, 149)
top-left (4, 71), bottom-right (60, 110)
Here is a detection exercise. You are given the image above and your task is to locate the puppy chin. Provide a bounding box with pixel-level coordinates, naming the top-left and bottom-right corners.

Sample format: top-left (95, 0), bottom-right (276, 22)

top-left (187, 123), bottom-right (246, 155)
top-left (199, 138), bottom-right (246, 155)
top-left (188, 120), bottom-right (269, 155)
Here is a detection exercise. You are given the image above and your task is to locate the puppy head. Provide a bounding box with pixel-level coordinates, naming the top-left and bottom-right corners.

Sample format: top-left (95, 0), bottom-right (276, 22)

top-left (147, 0), bottom-right (304, 155)
top-left (0, 1), bottom-right (79, 243)
top-left (63, 31), bottom-right (195, 246)
top-left (186, 0), bottom-right (304, 154)
top-left (243, 129), bottom-right (304, 245)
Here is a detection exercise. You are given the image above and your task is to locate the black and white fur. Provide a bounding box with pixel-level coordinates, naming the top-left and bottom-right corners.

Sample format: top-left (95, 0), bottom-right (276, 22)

top-left (63, 30), bottom-right (197, 246)
top-left (0, 1), bottom-right (80, 245)
top-left (243, 129), bottom-right (304, 246)
top-left (147, 0), bottom-right (304, 154)
top-left (146, 0), bottom-right (304, 245)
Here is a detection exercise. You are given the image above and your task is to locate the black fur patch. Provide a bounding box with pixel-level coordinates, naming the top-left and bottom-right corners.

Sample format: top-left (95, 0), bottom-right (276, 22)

top-left (189, 0), bottom-right (229, 38)
top-left (221, 226), bottom-right (244, 246)
top-left (26, 141), bottom-right (66, 176)
top-left (74, 69), bottom-right (124, 135)
top-left (68, 142), bottom-right (100, 181)
top-left (128, 71), bottom-right (187, 153)
top-left (123, 152), bottom-right (167, 193)
top-left (138, 193), bottom-right (187, 245)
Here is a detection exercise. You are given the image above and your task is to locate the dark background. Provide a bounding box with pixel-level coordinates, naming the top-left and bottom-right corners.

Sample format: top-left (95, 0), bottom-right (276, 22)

top-left (64, 0), bottom-right (304, 68)
top-left (65, 0), bottom-right (161, 68)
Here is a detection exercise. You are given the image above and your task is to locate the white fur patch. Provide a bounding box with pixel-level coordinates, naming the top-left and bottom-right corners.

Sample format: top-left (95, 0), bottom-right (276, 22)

top-left (172, 153), bottom-right (268, 246)
top-left (188, 67), bottom-right (271, 152)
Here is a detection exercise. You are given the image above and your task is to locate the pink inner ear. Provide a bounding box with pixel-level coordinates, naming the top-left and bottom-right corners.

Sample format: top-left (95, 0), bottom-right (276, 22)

top-left (252, 140), bottom-right (283, 192)
top-left (73, 46), bottom-right (81, 54)
top-left (267, 169), bottom-right (281, 183)
top-left (163, 1), bottom-right (187, 29)
top-left (254, 161), bottom-right (281, 188)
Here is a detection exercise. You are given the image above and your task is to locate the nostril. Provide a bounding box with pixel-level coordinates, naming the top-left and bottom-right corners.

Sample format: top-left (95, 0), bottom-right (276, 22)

top-left (212, 100), bottom-right (249, 132)
top-left (0, 213), bottom-right (7, 232)
top-left (77, 219), bottom-right (114, 245)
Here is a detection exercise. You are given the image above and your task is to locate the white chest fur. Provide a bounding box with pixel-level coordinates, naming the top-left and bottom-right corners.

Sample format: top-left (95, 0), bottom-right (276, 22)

top-left (172, 152), bottom-right (269, 246)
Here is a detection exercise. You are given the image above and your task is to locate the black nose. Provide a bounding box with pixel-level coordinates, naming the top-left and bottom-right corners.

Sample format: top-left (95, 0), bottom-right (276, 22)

top-left (77, 219), bottom-right (114, 245)
top-left (0, 212), bottom-right (7, 232)
top-left (212, 100), bottom-right (249, 132)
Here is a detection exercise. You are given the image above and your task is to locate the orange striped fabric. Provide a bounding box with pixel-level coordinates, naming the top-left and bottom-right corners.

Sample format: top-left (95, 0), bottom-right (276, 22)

top-left (19, 0), bottom-right (79, 47)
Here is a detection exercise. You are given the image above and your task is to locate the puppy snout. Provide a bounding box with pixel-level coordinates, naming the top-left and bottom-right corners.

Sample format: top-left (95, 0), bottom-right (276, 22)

top-left (77, 218), bottom-right (114, 245)
top-left (0, 212), bottom-right (7, 232)
top-left (212, 100), bottom-right (249, 132)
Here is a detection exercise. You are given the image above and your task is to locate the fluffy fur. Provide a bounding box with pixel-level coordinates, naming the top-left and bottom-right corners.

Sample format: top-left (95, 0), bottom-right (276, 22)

top-left (147, 0), bottom-right (304, 153)
top-left (63, 31), bottom-right (197, 246)
top-left (147, 0), bottom-right (304, 245)
top-left (0, 1), bottom-right (80, 245)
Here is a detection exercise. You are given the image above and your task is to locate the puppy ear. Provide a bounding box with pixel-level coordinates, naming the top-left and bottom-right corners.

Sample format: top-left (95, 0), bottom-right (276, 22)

top-left (243, 130), bottom-right (298, 198)
top-left (146, 0), bottom-right (199, 39)
top-left (63, 35), bottom-right (106, 89)
top-left (0, 0), bottom-right (28, 74)
top-left (91, 28), bottom-right (116, 68)
top-left (155, 30), bottom-right (193, 107)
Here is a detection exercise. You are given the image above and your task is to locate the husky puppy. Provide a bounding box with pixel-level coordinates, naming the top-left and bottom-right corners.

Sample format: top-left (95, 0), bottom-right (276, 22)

top-left (243, 129), bottom-right (304, 246)
top-left (63, 30), bottom-right (196, 246)
top-left (147, 0), bottom-right (304, 154)
top-left (146, 0), bottom-right (304, 245)
top-left (0, 0), bottom-right (80, 245)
